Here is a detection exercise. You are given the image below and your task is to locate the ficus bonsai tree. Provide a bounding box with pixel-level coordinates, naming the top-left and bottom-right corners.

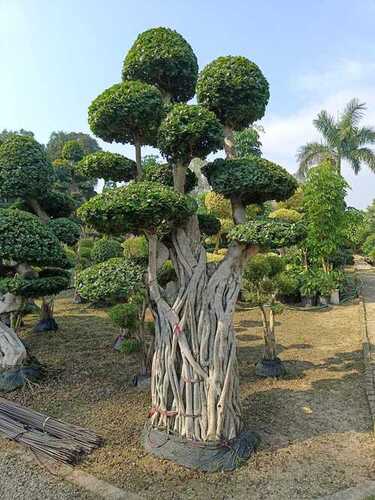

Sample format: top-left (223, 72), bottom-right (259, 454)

top-left (78, 28), bottom-right (297, 472)
top-left (0, 208), bottom-right (70, 390)
top-left (0, 209), bottom-right (71, 332)
top-left (243, 254), bottom-right (288, 377)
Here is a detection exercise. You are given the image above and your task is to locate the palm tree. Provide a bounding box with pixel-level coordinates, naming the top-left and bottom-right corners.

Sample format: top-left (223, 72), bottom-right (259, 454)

top-left (297, 99), bottom-right (375, 179)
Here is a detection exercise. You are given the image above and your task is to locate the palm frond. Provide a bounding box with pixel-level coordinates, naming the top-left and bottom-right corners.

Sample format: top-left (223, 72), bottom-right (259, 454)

top-left (296, 142), bottom-right (335, 179)
top-left (348, 147), bottom-right (375, 174)
top-left (313, 110), bottom-right (340, 146)
top-left (339, 98), bottom-right (367, 129)
top-left (355, 126), bottom-right (375, 146)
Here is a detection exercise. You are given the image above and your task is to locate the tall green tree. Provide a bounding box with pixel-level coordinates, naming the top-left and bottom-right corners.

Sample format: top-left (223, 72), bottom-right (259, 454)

top-left (303, 162), bottom-right (348, 272)
top-left (46, 131), bottom-right (101, 161)
top-left (297, 98), bottom-right (375, 179)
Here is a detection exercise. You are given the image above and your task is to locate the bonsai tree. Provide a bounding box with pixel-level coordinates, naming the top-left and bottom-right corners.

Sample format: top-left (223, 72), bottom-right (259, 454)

top-left (243, 255), bottom-right (287, 377)
top-left (78, 28), bottom-right (297, 472)
top-left (0, 209), bottom-right (70, 333)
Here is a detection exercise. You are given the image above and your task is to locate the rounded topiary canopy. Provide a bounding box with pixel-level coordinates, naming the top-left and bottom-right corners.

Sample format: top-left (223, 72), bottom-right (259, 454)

top-left (0, 135), bottom-right (54, 199)
top-left (76, 257), bottom-right (144, 303)
top-left (61, 140), bottom-right (84, 163)
top-left (0, 209), bottom-right (69, 268)
top-left (38, 191), bottom-right (76, 218)
top-left (203, 156), bottom-right (298, 205)
top-left (88, 81), bottom-right (164, 146)
top-left (91, 238), bottom-right (123, 263)
top-left (158, 104), bottom-right (224, 165)
top-left (75, 151), bottom-right (137, 183)
top-left (228, 219), bottom-right (306, 248)
top-left (47, 218), bottom-right (81, 246)
top-left (142, 162), bottom-right (198, 193)
top-left (122, 27), bottom-right (198, 103)
top-left (0, 269), bottom-right (71, 298)
top-left (197, 213), bottom-right (221, 236)
top-left (78, 181), bottom-right (196, 235)
top-left (196, 56), bottom-right (270, 129)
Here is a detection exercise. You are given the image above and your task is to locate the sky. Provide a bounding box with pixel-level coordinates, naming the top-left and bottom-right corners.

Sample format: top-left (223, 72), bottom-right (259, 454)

top-left (1, 0), bottom-right (375, 208)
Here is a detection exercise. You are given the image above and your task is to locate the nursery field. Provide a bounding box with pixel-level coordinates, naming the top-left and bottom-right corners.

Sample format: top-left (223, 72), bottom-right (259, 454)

top-left (1, 291), bottom-right (374, 500)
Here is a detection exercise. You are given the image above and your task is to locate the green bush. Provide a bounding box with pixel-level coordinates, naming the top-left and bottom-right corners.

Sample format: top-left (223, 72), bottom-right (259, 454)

top-left (203, 156), bottom-right (297, 205)
top-left (158, 104), bottom-right (223, 165)
top-left (78, 181), bottom-right (197, 235)
top-left (269, 208), bottom-right (303, 223)
top-left (197, 56), bottom-right (269, 128)
top-left (48, 218), bottom-right (81, 246)
top-left (76, 151), bottom-right (137, 182)
top-left (122, 27), bottom-right (198, 103)
top-left (91, 239), bottom-right (123, 263)
top-left (107, 303), bottom-right (139, 331)
top-left (363, 234), bottom-right (375, 256)
top-left (76, 257), bottom-right (144, 303)
top-left (119, 338), bottom-right (142, 354)
top-left (88, 81), bottom-right (164, 147)
top-left (142, 162), bottom-right (198, 193)
top-left (123, 236), bottom-right (149, 264)
top-left (0, 135), bottom-right (54, 199)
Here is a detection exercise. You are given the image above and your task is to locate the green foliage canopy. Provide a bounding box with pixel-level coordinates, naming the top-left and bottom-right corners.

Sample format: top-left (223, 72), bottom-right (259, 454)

top-left (76, 257), bottom-right (144, 303)
top-left (76, 151), bottom-right (137, 182)
top-left (78, 181), bottom-right (197, 236)
top-left (88, 81), bottom-right (164, 147)
top-left (158, 104), bottom-right (223, 165)
top-left (203, 156), bottom-right (297, 205)
top-left (0, 136), bottom-right (54, 200)
top-left (61, 140), bottom-right (85, 163)
top-left (229, 219), bottom-right (306, 249)
top-left (197, 56), bottom-right (269, 129)
top-left (0, 209), bottom-right (68, 268)
top-left (122, 27), bottom-right (198, 103)
top-left (47, 218), bottom-right (81, 246)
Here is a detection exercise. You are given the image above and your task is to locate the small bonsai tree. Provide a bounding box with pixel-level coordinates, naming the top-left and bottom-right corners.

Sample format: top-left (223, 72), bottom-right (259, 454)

top-left (243, 255), bottom-right (288, 377)
top-left (0, 209), bottom-right (70, 332)
top-left (79, 28), bottom-right (297, 472)
top-left (47, 218), bottom-right (81, 246)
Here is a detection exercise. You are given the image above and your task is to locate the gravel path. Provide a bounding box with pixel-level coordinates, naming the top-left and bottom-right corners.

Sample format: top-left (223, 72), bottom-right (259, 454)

top-left (0, 452), bottom-right (96, 500)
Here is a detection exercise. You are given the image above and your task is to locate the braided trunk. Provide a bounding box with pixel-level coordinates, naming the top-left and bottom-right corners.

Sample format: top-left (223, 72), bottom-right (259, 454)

top-left (147, 217), bottom-right (249, 442)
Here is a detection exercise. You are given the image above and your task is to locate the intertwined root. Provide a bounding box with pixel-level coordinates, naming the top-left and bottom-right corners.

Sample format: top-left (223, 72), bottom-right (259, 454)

top-left (148, 225), bottom-right (246, 442)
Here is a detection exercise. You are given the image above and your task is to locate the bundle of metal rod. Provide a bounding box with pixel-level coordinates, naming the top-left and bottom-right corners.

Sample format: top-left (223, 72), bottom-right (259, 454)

top-left (0, 397), bottom-right (103, 455)
top-left (0, 412), bottom-right (85, 464)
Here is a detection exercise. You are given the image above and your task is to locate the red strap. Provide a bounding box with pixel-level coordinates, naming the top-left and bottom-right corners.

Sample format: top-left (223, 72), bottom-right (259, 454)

top-left (173, 323), bottom-right (182, 335)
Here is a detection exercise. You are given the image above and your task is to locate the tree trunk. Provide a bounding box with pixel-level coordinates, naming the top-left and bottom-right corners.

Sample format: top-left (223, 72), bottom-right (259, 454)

top-left (0, 321), bottom-right (27, 371)
top-left (223, 126), bottom-right (236, 159)
top-left (135, 142), bottom-right (142, 179)
top-left (27, 199), bottom-right (50, 224)
top-left (259, 306), bottom-right (276, 360)
top-left (34, 297), bottom-right (58, 332)
top-left (173, 161), bottom-right (186, 193)
top-left (147, 223), bottom-right (247, 443)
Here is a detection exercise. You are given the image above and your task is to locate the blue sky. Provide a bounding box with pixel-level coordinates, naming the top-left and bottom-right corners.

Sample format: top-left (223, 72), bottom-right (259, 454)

top-left (1, 0), bottom-right (375, 207)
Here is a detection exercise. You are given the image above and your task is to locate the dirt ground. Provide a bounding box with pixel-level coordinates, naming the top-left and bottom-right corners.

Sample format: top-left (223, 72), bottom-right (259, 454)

top-left (2, 292), bottom-right (375, 500)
